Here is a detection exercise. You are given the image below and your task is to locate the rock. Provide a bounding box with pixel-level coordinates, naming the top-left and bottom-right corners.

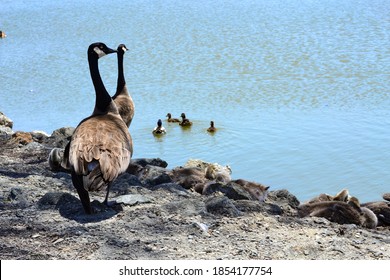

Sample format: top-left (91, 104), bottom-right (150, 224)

top-left (37, 192), bottom-right (78, 210)
top-left (30, 131), bottom-right (50, 143)
top-left (163, 199), bottom-right (207, 217)
top-left (234, 200), bottom-right (283, 215)
top-left (131, 158), bottom-right (168, 168)
top-left (7, 187), bottom-right (31, 208)
top-left (111, 173), bottom-right (143, 195)
top-left (139, 165), bottom-right (172, 186)
top-left (268, 189), bottom-right (300, 208)
top-left (383, 193), bottom-right (390, 202)
top-left (0, 125), bottom-right (13, 138)
top-left (0, 112), bottom-right (13, 128)
top-left (150, 183), bottom-right (192, 197)
top-left (205, 195), bottom-right (242, 217)
top-left (115, 194), bottom-right (151, 206)
top-left (43, 127), bottom-right (74, 148)
top-left (10, 131), bottom-right (33, 145)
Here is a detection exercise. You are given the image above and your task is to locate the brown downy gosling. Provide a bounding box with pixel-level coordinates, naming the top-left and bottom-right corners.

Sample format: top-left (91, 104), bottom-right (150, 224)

top-left (207, 121), bottom-right (216, 133)
top-left (179, 113), bottom-right (192, 127)
top-left (166, 113), bottom-right (180, 123)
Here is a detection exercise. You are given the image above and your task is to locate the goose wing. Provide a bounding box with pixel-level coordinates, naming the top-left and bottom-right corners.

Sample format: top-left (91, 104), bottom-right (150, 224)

top-left (69, 114), bottom-right (132, 184)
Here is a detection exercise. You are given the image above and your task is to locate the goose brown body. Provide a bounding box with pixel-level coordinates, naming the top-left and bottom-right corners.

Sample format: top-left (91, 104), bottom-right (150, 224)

top-left (63, 42), bottom-right (132, 214)
top-left (68, 113), bottom-right (132, 186)
top-left (113, 44), bottom-right (134, 127)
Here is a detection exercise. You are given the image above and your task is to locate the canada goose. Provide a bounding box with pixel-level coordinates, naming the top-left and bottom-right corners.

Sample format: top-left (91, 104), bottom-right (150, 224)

top-left (0, 31), bottom-right (6, 38)
top-left (207, 121), bottom-right (216, 132)
top-left (112, 44), bottom-right (134, 127)
top-left (179, 113), bottom-right (192, 126)
top-left (166, 113), bottom-right (180, 123)
top-left (152, 119), bottom-right (166, 135)
top-left (62, 42), bottom-right (133, 214)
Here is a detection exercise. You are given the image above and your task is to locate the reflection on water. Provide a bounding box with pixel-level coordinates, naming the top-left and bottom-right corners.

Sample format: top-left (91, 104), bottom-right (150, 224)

top-left (0, 0), bottom-right (389, 202)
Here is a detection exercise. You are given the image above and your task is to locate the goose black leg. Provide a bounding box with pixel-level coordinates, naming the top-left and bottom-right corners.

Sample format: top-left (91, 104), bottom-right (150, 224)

top-left (71, 170), bottom-right (92, 214)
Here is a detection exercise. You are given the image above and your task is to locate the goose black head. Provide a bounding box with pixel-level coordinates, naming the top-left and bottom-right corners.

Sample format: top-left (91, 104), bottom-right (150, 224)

top-left (88, 42), bottom-right (117, 59)
top-left (117, 44), bottom-right (129, 54)
top-left (157, 119), bottom-right (163, 127)
top-left (181, 113), bottom-right (186, 118)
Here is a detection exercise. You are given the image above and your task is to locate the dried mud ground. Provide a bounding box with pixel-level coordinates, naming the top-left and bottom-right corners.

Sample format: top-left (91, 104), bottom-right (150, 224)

top-left (0, 132), bottom-right (390, 260)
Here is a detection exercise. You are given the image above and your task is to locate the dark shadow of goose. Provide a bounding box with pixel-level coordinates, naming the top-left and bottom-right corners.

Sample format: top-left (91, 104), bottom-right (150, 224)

top-left (37, 192), bottom-right (119, 223)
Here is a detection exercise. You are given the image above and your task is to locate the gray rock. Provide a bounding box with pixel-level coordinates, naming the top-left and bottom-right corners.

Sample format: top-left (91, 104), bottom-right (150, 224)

top-left (234, 200), bottom-right (283, 215)
top-left (115, 194), bottom-right (151, 206)
top-left (37, 192), bottom-right (78, 210)
top-left (205, 195), bottom-right (242, 217)
top-left (111, 173), bottom-right (143, 195)
top-left (131, 158), bottom-right (168, 168)
top-left (150, 183), bottom-right (192, 197)
top-left (163, 199), bottom-right (207, 217)
top-left (30, 131), bottom-right (50, 143)
top-left (0, 112), bottom-right (13, 128)
top-left (44, 127), bottom-right (75, 148)
top-left (8, 187), bottom-right (31, 208)
top-left (268, 189), bottom-right (300, 207)
top-left (0, 125), bottom-right (13, 137)
top-left (139, 165), bottom-right (172, 186)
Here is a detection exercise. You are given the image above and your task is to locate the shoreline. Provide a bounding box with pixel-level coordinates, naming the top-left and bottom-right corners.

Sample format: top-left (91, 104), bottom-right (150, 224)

top-left (1, 111), bottom-right (390, 260)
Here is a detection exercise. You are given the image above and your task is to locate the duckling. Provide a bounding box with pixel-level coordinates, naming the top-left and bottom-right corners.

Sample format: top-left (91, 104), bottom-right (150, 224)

top-left (166, 113), bottom-right (180, 123)
top-left (152, 119), bottom-right (166, 135)
top-left (179, 113), bottom-right (192, 127)
top-left (207, 121), bottom-right (216, 133)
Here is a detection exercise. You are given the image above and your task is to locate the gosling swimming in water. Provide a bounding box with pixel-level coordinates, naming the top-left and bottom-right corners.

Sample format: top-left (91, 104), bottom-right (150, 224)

top-left (207, 121), bottom-right (216, 133)
top-left (152, 119), bottom-right (166, 135)
top-left (179, 113), bottom-right (192, 127)
top-left (166, 113), bottom-right (180, 123)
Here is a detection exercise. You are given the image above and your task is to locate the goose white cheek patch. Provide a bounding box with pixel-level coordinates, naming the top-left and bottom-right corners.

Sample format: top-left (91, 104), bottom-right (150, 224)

top-left (94, 46), bottom-right (106, 58)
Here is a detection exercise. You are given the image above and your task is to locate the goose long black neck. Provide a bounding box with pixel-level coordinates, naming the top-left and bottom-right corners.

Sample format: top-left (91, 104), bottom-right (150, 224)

top-left (114, 50), bottom-right (125, 97)
top-left (89, 53), bottom-right (111, 114)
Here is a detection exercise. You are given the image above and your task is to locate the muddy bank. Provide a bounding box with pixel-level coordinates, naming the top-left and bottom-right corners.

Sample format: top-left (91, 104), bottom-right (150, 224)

top-left (0, 114), bottom-right (389, 260)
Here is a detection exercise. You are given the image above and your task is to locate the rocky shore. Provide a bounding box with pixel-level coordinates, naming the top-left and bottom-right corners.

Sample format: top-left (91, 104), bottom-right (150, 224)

top-left (1, 112), bottom-right (389, 260)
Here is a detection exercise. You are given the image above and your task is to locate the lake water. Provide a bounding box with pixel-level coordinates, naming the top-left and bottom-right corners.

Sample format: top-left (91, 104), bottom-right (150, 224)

top-left (1, 0), bottom-right (389, 202)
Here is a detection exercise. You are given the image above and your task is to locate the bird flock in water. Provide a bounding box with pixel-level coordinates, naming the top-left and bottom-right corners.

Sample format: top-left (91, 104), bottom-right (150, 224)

top-left (153, 112), bottom-right (216, 135)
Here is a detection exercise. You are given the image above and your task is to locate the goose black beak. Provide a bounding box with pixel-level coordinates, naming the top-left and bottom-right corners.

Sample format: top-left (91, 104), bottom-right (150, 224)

top-left (106, 47), bottom-right (117, 54)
